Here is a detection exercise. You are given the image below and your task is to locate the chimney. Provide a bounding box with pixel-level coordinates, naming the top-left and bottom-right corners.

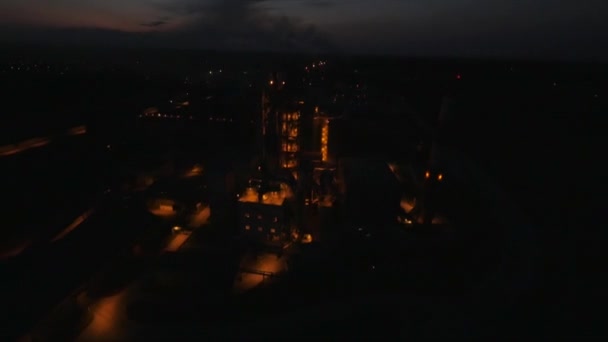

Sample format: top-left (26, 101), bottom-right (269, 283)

top-left (422, 95), bottom-right (454, 226)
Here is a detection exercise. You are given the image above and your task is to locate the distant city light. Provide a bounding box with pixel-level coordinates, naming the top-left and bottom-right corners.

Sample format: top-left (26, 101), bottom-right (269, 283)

top-left (425, 171), bottom-right (430, 179)
top-left (269, 80), bottom-right (274, 85)
top-left (456, 74), bottom-right (462, 80)
top-left (437, 174), bottom-right (443, 181)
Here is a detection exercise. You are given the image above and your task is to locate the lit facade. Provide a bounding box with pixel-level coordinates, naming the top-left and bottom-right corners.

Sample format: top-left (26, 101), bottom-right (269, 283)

top-left (321, 119), bottom-right (329, 162)
top-left (312, 114), bottom-right (330, 163)
top-left (279, 111), bottom-right (300, 169)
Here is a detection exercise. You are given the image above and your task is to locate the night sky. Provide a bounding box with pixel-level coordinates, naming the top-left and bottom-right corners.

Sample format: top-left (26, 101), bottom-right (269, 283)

top-left (1, 0), bottom-right (607, 60)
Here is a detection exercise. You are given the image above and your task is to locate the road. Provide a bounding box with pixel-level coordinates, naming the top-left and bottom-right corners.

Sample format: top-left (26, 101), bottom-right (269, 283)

top-left (76, 284), bottom-right (136, 341)
top-left (0, 163), bottom-right (165, 261)
top-left (0, 125), bottom-right (86, 157)
top-left (37, 203), bottom-right (210, 341)
top-left (76, 227), bottom-right (202, 341)
top-left (51, 208), bottom-right (97, 243)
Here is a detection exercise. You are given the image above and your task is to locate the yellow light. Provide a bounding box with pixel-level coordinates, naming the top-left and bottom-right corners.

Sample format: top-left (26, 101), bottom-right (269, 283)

top-left (269, 80), bottom-right (274, 85)
top-left (302, 234), bottom-right (313, 243)
top-left (425, 171), bottom-right (430, 179)
top-left (321, 120), bottom-right (329, 162)
top-left (438, 174), bottom-right (443, 181)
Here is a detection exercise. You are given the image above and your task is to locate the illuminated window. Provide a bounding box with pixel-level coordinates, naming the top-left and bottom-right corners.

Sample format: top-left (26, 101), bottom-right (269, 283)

top-left (257, 214), bottom-right (263, 220)
top-left (273, 217), bottom-right (278, 223)
top-left (245, 225), bottom-right (251, 230)
top-left (270, 228), bottom-right (276, 233)
top-left (244, 213), bottom-right (250, 218)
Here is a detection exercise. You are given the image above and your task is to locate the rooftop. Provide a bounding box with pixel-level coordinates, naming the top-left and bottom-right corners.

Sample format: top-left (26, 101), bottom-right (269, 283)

top-left (319, 195), bottom-right (335, 208)
top-left (238, 187), bottom-right (286, 206)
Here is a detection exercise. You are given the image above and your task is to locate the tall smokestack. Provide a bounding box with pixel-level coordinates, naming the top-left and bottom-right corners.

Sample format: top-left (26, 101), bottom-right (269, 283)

top-left (422, 95), bottom-right (455, 225)
top-left (260, 89), bottom-right (270, 160)
top-left (429, 96), bottom-right (455, 169)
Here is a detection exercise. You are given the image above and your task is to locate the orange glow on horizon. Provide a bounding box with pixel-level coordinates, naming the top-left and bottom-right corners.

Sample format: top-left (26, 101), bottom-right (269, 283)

top-left (0, 4), bottom-right (186, 33)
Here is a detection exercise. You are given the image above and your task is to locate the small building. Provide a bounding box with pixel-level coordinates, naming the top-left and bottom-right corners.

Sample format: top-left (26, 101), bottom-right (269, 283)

top-left (237, 184), bottom-right (294, 246)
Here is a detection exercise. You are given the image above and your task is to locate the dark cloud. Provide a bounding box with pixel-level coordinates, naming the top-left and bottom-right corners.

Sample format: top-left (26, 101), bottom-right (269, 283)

top-left (303, 0), bottom-right (334, 8)
top-left (160, 0), bottom-right (336, 52)
top-left (140, 19), bottom-right (169, 28)
top-left (0, 0), bottom-right (335, 53)
top-left (2, 0), bottom-right (606, 60)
